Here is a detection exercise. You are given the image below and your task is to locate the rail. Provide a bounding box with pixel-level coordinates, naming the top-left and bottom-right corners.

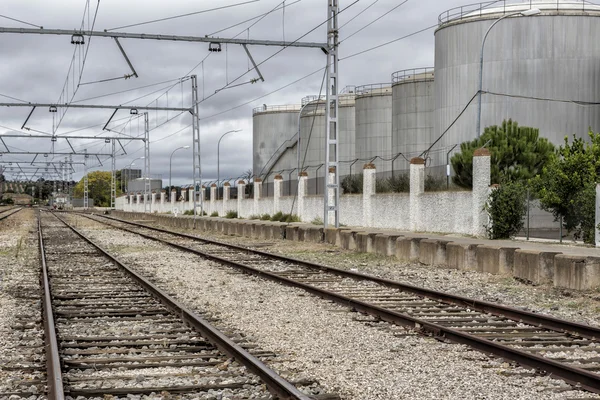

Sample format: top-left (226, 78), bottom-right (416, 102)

top-left (51, 211), bottom-right (312, 400)
top-left (438, 1), bottom-right (600, 26)
top-left (392, 67), bottom-right (435, 84)
top-left (253, 104), bottom-right (301, 114)
top-left (38, 216), bottom-right (65, 400)
top-left (81, 212), bottom-right (600, 394)
top-left (355, 83), bottom-right (392, 96)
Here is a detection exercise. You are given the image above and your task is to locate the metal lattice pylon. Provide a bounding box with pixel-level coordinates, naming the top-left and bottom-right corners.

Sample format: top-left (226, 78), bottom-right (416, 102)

top-left (191, 75), bottom-right (203, 225)
top-left (324, 0), bottom-right (340, 228)
top-left (143, 113), bottom-right (151, 213)
top-left (83, 149), bottom-right (89, 209)
top-left (68, 154), bottom-right (73, 206)
top-left (111, 139), bottom-right (116, 209)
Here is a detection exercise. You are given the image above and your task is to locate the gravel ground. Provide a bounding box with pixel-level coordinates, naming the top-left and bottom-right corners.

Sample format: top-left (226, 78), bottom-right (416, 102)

top-left (70, 213), bottom-right (600, 400)
top-left (0, 209), bottom-right (46, 399)
top-left (145, 220), bottom-right (600, 328)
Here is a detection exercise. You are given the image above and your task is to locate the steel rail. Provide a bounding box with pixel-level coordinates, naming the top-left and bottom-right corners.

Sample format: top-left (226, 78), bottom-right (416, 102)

top-left (94, 213), bottom-right (600, 339)
top-left (0, 207), bottom-right (23, 221)
top-left (79, 212), bottom-right (600, 393)
top-left (38, 215), bottom-right (65, 400)
top-left (49, 211), bottom-right (311, 400)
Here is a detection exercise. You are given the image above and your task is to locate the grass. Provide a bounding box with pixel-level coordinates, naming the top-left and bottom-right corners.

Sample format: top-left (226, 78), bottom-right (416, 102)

top-left (225, 210), bottom-right (238, 219)
top-left (311, 216), bottom-right (323, 225)
top-left (210, 211), bottom-right (219, 217)
top-left (260, 214), bottom-right (271, 220)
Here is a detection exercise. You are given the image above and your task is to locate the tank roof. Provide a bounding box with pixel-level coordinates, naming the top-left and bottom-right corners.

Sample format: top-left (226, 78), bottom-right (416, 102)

top-left (392, 68), bottom-right (434, 85)
top-left (355, 83), bottom-right (392, 97)
top-left (252, 104), bottom-right (301, 115)
top-left (439, 1), bottom-right (600, 27)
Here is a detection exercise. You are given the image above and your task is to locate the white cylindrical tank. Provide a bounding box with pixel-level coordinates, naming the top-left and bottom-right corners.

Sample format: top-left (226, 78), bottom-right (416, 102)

top-left (434, 1), bottom-right (600, 156)
top-left (392, 68), bottom-right (435, 173)
top-left (355, 84), bottom-right (393, 175)
top-left (252, 105), bottom-right (300, 178)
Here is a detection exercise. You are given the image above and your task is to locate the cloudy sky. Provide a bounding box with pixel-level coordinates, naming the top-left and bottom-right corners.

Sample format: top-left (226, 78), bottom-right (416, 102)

top-left (0, 0), bottom-right (471, 186)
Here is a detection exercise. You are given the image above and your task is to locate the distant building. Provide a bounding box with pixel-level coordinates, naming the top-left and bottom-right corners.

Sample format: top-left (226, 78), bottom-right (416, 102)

top-left (127, 178), bottom-right (162, 193)
top-left (121, 168), bottom-right (142, 191)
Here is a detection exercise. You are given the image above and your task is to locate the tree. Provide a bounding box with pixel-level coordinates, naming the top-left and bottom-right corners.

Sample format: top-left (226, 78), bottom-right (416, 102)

top-left (73, 171), bottom-right (121, 207)
top-left (451, 119), bottom-right (555, 188)
top-left (485, 181), bottom-right (528, 239)
top-left (534, 132), bottom-right (600, 243)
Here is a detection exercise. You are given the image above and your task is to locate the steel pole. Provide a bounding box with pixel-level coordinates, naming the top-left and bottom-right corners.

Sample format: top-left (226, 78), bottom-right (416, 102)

top-left (217, 130), bottom-right (241, 200)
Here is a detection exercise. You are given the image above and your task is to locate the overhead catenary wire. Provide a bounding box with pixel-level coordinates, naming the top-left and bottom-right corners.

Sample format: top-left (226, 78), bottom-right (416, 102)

top-left (106, 0), bottom-right (260, 31)
top-left (340, 0), bottom-right (409, 44)
top-left (0, 14), bottom-right (42, 28)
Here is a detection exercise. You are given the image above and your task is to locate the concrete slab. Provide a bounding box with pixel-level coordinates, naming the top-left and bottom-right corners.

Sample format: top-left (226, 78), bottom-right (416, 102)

top-left (356, 232), bottom-right (377, 253)
top-left (325, 228), bottom-right (339, 245)
top-left (286, 225), bottom-right (299, 241)
top-left (554, 255), bottom-right (600, 291)
top-left (340, 230), bottom-right (362, 251)
top-left (373, 234), bottom-right (402, 257)
top-left (301, 226), bottom-right (324, 243)
top-left (396, 237), bottom-right (424, 262)
top-left (514, 250), bottom-right (562, 284)
top-left (446, 243), bottom-right (479, 270)
top-left (476, 246), bottom-right (519, 275)
top-left (418, 239), bottom-right (450, 266)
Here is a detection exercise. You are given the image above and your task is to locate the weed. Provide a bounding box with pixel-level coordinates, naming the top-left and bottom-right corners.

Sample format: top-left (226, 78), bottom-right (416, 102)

top-left (311, 216), bottom-right (323, 225)
top-left (260, 214), bottom-right (271, 220)
top-left (248, 214), bottom-right (260, 220)
top-left (225, 210), bottom-right (238, 219)
top-left (270, 211), bottom-right (284, 221)
top-left (210, 211), bottom-right (219, 217)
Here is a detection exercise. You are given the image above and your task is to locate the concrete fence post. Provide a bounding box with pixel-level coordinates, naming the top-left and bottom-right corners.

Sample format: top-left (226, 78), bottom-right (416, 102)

top-left (298, 172), bottom-right (308, 221)
top-left (136, 192), bottom-right (141, 207)
top-left (363, 163), bottom-right (376, 227)
top-left (170, 189), bottom-right (177, 212)
top-left (409, 157), bottom-right (425, 231)
top-left (151, 191), bottom-right (157, 210)
top-left (273, 175), bottom-right (283, 215)
top-left (472, 148), bottom-right (491, 237)
top-left (237, 180), bottom-right (246, 218)
top-left (188, 187), bottom-right (194, 212)
top-left (594, 183), bottom-right (600, 247)
top-left (254, 178), bottom-right (262, 216)
top-left (160, 190), bottom-right (165, 207)
top-left (210, 184), bottom-right (217, 216)
top-left (223, 182), bottom-right (231, 201)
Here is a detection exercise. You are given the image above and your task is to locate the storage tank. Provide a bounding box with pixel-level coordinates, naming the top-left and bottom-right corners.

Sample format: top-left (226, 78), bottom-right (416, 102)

top-left (298, 92), bottom-right (356, 180)
top-left (434, 1), bottom-right (600, 157)
top-left (355, 84), bottom-right (393, 175)
top-left (391, 68), bottom-right (435, 174)
top-left (252, 104), bottom-right (300, 179)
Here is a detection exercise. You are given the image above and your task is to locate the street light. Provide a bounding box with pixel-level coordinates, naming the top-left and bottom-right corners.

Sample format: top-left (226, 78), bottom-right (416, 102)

top-left (476, 8), bottom-right (541, 138)
top-left (169, 145), bottom-right (190, 192)
top-left (123, 156), bottom-right (144, 192)
top-left (217, 129), bottom-right (242, 199)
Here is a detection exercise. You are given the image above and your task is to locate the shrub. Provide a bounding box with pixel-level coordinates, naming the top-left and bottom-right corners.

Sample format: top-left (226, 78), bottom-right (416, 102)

top-left (248, 214), bottom-right (260, 220)
top-left (282, 214), bottom-right (300, 223)
top-left (183, 210), bottom-right (194, 215)
top-left (270, 211), bottom-right (284, 221)
top-left (485, 181), bottom-right (527, 239)
top-left (260, 213), bottom-right (271, 220)
top-left (387, 174), bottom-right (410, 193)
top-left (311, 216), bottom-right (323, 225)
top-left (341, 174), bottom-right (363, 194)
top-left (210, 211), bottom-right (219, 217)
top-left (375, 178), bottom-right (391, 193)
top-left (424, 175), bottom-right (446, 192)
top-left (225, 210), bottom-right (238, 219)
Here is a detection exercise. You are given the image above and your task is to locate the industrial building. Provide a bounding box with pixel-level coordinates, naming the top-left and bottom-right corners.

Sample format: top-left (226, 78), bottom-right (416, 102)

top-left (252, 0), bottom-right (600, 189)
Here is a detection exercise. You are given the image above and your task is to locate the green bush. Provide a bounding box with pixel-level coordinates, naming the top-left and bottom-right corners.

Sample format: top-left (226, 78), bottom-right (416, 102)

top-left (210, 211), bottom-right (219, 217)
top-left (282, 214), bottom-right (300, 223)
top-left (375, 178), bottom-right (390, 193)
top-left (387, 174), bottom-right (410, 193)
top-left (270, 211), bottom-right (284, 221)
top-left (485, 181), bottom-right (527, 239)
top-left (311, 216), bottom-right (323, 225)
top-left (225, 210), bottom-right (238, 219)
top-left (183, 210), bottom-right (194, 215)
top-left (424, 175), bottom-right (446, 192)
top-left (260, 213), bottom-right (271, 220)
top-left (341, 174), bottom-right (363, 194)
top-left (248, 214), bottom-right (260, 220)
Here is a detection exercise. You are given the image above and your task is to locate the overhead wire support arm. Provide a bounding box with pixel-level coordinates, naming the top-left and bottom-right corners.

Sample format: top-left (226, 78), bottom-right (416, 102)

top-left (113, 37), bottom-right (139, 78)
top-left (103, 108), bottom-right (119, 130)
top-left (21, 106), bottom-right (36, 129)
top-left (0, 27), bottom-right (327, 49)
top-left (0, 102), bottom-right (190, 112)
top-left (242, 44), bottom-right (264, 82)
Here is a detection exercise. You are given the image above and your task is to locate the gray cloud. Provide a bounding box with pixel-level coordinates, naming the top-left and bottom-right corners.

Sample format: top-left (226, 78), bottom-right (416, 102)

top-left (0, 0), bottom-right (467, 185)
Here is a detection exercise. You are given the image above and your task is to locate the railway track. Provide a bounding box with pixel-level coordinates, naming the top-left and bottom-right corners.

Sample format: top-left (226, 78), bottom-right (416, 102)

top-left (39, 211), bottom-right (318, 399)
top-left (76, 211), bottom-right (600, 394)
top-left (0, 206), bottom-right (23, 221)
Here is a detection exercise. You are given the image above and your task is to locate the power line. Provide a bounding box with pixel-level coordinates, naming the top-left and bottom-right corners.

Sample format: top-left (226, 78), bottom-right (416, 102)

top-left (421, 91), bottom-right (480, 157)
top-left (0, 14), bottom-right (42, 28)
top-left (0, 92), bottom-right (28, 103)
top-left (340, 0), bottom-right (409, 44)
top-left (207, 1), bottom-right (301, 37)
top-left (339, 0), bottom-right (380, 30)
top-left (72, 77), bottom-right (185, 104)
top-left (482, 90), bottom-right (600, 106)
top-left (107, 0), bottom-right (260, 31)
top-left (340, 23), bottom-right (437, 60)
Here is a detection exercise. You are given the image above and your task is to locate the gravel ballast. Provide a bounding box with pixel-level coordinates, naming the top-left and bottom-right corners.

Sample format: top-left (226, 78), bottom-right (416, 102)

top-left (70, 213), bottom-right (600, 399)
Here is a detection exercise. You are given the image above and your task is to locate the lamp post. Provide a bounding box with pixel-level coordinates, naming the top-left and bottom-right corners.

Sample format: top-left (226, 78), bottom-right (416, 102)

top-left (169, 145), bottom-right (190, 192)
top-left (123, 156), bottom-right (144, 192)
top-left (217, 129), bottom-right (242, 199)
top-left (296, 101), bottom-right (313, 177)
top-left (476, 8), bottom-right (540, 138)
